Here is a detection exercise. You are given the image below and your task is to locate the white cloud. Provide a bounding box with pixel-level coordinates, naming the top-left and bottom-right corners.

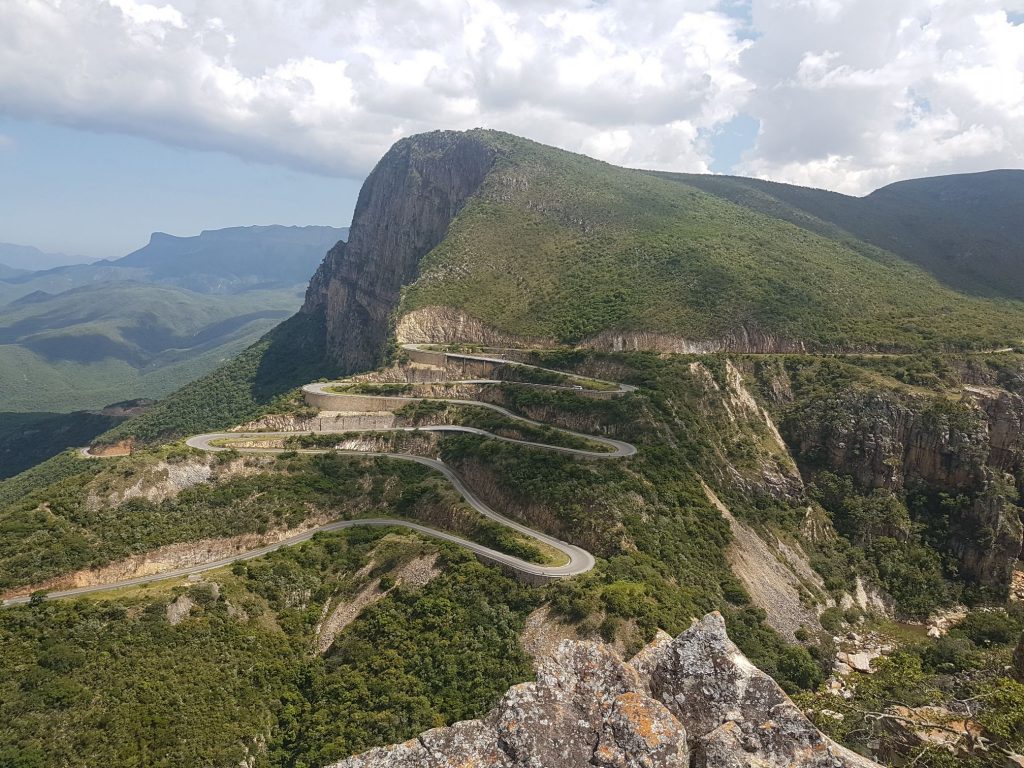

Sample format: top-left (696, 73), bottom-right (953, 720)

top-left (739, 0), bottom-right (1024, 192)
top-left (0, 0), bottom-right (1021, 192)
top-left (0, 0), bottom-right (750, 177)
top-left (0, 133), bottom-right (13, 149)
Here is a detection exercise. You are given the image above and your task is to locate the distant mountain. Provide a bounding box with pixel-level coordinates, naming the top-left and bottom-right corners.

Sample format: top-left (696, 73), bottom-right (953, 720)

top-left (117, 131), bottom-right (1024, 448)
top-left (116, 224), bottom-right (346, 292)
top-left (0, 225), bottom-right (347, 412)
top-left (0, 263), bottom-right (28, 279)
top-left (0, 242), bottom-right (93, 271)
top-left (654, 169), bottom-right (1024, 301)
top-left (0, 225), bottom-right (348, 305)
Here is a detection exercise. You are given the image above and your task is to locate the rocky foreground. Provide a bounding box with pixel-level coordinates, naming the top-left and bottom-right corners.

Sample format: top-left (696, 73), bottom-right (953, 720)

top-left (330, 612), bottom-right (880, 768)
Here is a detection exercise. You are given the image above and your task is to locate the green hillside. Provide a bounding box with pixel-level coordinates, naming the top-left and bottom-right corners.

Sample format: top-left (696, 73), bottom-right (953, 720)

top-left (2, 131), bottom-right (1023, 768)
top-left (401, 132), bottom-right (1024, 351)
top-left (0, 283), bottom-right (298, 411)
top-left (657, 169), bottom-right (1024, 301)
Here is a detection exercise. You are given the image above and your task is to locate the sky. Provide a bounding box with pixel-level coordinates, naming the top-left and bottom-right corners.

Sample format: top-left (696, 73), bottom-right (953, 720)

top-left (1, 0), bottom-right (1023, 259)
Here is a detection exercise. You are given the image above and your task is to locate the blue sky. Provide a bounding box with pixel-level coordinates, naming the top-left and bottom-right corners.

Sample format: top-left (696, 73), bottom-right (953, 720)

top-left (0, 113), bottom-right (762, 260)
top-left (2, 0), bottom-right (1022, 262)
top-left (0, 118), bottom-right (361, 259)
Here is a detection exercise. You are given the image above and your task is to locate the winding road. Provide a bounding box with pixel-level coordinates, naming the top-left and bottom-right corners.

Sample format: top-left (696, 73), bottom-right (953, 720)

top-left (3, 346), bottom-right (637, 606)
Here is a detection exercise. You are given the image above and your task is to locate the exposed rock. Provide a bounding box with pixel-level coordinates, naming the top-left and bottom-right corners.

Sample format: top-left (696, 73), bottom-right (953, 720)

top-left (836, 649), bottom-right (881, 674)
top-left (627, 629), bottom-right (674, 681)
top-left (702, 481), bottom-right (822, 639)
top-left (303, 131), bottom-right (497, 373)
top-left (519, 605), bottom-right (579, 665)
top-left (592, 692), bottom-right (689, 768)
top-left (397, 306), bottom-right (550, 348)
top-left (953, 478), bottom-right (1024, 591)
top-left (654, 614), bottom-right (880, 768)
top-left (785, 389), bottom-right (1024, 593)
top-left (315, 555), bottom-right (439, 655)
top-left (165, 594), bottom-right (194, 626)
top-left (328, 613), bottom-right (880, 768)
top-left (582, 327), bottom-right (809, 355)
top-left (85, 439), bottom-right (133, 457)
top-left (926, 606), bottom-right (969, 638)
top-left (881, 705), bottom-right (985, 759)
top-left (689, 362), bottom-right (806, 504)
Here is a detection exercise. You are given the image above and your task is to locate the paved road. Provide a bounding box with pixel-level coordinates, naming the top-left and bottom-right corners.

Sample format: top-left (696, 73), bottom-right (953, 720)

top-left (4, 346), bottom-right (634, 606)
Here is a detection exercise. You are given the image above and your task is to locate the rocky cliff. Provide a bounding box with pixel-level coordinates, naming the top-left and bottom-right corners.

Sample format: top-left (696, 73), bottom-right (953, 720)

top-left (302, 131), bottom-right (496, 372)
top-left (782, 384), bottom-right (1024, 592)
top-left (329, 613), bottom-right (880, 768)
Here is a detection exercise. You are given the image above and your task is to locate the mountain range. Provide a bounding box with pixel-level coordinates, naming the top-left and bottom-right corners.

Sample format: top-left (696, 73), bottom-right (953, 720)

top-left (0, 225), bottom-right (346, 475)
top-left (0, 242), bottom-right (93, 272)
top-left (1, 130), bottom-right (1022, 768)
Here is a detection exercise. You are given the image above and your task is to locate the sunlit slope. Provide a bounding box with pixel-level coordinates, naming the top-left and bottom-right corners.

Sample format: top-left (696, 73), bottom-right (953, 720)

top-left (0, 282), bottom-right (297, 411)
top-left (401, 132), bottom-right (1024, 351)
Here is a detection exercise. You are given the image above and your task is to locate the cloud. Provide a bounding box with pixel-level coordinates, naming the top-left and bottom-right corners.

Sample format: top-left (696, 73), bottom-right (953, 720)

top-left (0, 0), bottom-right (1021, 192)
top-left (738, 0), bottom-right (1024, 192)
top-left (0, 0), bottom-right (751, 178)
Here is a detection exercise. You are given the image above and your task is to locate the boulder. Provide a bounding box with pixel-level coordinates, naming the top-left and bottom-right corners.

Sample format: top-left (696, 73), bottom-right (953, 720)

top-left (328, 613), bottom-right (882, 768)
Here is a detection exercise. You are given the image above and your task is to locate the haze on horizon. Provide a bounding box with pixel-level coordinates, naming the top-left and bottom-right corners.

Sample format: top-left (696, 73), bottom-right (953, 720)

top-left (1, 0), bottom-right (1023, 260)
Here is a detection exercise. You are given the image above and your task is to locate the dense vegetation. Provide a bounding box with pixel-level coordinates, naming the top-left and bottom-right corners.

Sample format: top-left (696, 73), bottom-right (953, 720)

top-left (401, 131), bottom-right (1024, 352)
top-left (798, 608), bottom-right (1024, 766)
top-left (664, 169), bottom-right (1024, 301)
top-left (0, 447), bottom-right (495, 592)
top-left (0, 530), bottom-right (537, 768)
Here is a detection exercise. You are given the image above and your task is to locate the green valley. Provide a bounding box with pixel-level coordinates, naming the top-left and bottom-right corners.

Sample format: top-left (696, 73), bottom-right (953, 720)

top-left (1, 130), bottom-right (1023, 768)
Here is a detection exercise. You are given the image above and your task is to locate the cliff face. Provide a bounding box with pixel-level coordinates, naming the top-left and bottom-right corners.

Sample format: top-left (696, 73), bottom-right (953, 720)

top-left (302, 132), bottom-right (496, 373)
top-left (783, 387), bottom-right (1024, 591)
top-left (329, 613), bottom-right (880, 768)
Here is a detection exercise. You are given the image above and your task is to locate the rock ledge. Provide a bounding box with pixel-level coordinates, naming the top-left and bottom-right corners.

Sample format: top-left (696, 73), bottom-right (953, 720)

top-left (328, 612), bottom-right (881, 768)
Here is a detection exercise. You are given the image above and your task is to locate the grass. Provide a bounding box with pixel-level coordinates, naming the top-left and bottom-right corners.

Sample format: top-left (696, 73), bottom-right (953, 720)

top-left (400, 130), bottom-right (1024, 352)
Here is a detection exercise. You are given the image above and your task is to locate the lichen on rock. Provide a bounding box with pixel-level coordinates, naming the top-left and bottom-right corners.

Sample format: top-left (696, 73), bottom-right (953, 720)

top-left (326, 612), bottom-right (880, 768)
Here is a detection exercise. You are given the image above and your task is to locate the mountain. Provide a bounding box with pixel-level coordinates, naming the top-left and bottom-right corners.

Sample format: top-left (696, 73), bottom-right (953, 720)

top-left (115, 224), bottom-right (346, 292)
top-left (1, 131), bottom-right (1022, 768)
top-left (0, 225), bottom-right (347, 412)
top-left (0, 225), bottom-right (348, 305)
top-left (300, 131), bottom-right (1024, 375)
top-left (0, 242), bottom-right (93, 271)
top-left (655, 169), bottom-right (1024, 301)
top-left (0, 263), bottom-right (28, 279)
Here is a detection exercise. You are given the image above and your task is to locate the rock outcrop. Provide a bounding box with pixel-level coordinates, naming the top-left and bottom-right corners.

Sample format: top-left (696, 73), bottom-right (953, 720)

top-left (328, 613), bottom-right (881, 768)
top-left (785, 389), bottom-right (1024, 592)
top-left (303, 131), bottom-right (496, 373)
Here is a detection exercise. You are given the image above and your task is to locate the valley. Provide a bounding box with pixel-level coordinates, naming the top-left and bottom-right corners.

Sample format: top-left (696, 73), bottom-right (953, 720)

top-left (1, 129), bottom-right (1022, 768)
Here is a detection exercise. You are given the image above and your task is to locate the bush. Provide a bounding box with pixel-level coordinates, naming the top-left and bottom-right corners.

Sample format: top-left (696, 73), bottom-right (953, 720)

top-left (951, 610), bottom-right (1024, 647)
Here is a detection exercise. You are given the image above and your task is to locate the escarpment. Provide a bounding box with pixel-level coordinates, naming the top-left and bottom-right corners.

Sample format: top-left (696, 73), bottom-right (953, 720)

top-left (328, 613), bottom-right (881, 768)
top-left (783, 386), bottom-right (1024, 592)
top-left (302, 131), bottom-right (497, 372)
